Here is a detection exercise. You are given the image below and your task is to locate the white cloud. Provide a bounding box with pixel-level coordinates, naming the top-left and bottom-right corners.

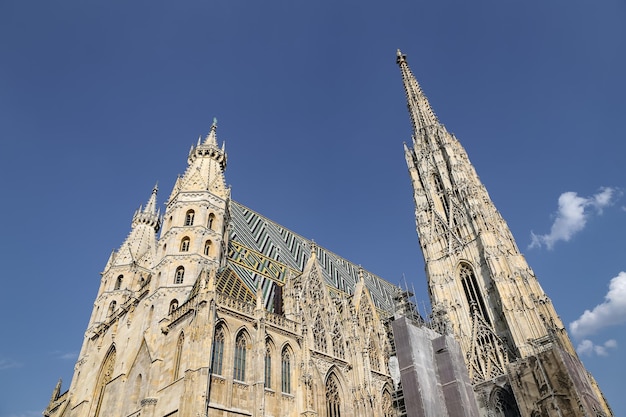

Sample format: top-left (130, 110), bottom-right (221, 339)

top-left (58, 351), bottom-right (78, 360)
top-left (576, 339), bottom-right (618, 357)
top-left (0, 358), bottom-right (21, 370)
top-left (529, 187), bottom-right (616, 250)
top-left (569, 271), bottom-right (626, 338)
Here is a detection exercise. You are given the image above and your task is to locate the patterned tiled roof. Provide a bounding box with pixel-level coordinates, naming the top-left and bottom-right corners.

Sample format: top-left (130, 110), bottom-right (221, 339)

top-left (227, 201), bottom-right (399, 313)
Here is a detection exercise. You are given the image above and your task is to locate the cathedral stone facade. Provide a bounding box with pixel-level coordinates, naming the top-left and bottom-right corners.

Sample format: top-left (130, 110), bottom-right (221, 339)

top-left (44, 51), bottom-right (612, 417)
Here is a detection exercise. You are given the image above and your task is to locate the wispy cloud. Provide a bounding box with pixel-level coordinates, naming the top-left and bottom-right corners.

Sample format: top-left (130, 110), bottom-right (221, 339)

top-left (5, 411), bottom-right (44, 417)
top-left (569, 271), bottom-right (626, 339)
top-left (529, 187), bottom-right (617, 250)
top-left (0, 358), bottom-right (21, 370)
top-left (50, 350), bottom-right (78, 361)
top-left (58, 351), bottom-right (78, 360)
top-left (576, 339), bottom-right (618, 357)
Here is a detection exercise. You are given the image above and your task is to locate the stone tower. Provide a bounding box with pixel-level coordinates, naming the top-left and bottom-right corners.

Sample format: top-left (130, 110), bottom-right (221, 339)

top-left (397, 49), bottom-right (612, 417)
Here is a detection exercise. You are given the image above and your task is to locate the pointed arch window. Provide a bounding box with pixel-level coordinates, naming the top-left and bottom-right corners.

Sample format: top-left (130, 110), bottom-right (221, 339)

top-left (208, 213), bottom-right (215, 229)
top-left (326, 374), bottom-right (342, 417)
top-left (459, 263), bottom-right (490, 323)
top-left (184, 210), bottom-right (195, 226)
top-left (313, 319), bottom-right (327, 353)
top-left (93, 346), bottom-right (116, 417)
top-left (211, 326), bottom-right (225, 375)
top-left (108, 301), bottom-right (117, 316)
top-left (281, 347), bottom-right (291, 394)
top-left (332, 322), bottom-right (345, 359)
top-left (381, 389), bottom-right (394, 417)
top-left (174, 332), bottom-right (184, 380)
top-left (180, 237), bottom-right (190, 252)
top-left (369, 341), bottom-right (380, 372)
top-left (169, 299), bottom-right (179, 314)
top-left (264, 340), bottom-right (272, 388)
top-left (204, 240), bottom-right (212, 256)
top-left (174, 266), bottom-right (185, 284)
top-left (233, 331), bottom-right (248, 381)
top-left (114, 275), bottom-right (123, 290)
top-left (432, 173), bottom-right (449, 217)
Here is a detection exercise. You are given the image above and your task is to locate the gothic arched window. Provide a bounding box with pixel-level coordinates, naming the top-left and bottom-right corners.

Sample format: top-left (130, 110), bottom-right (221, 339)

top-left (208, 213), bottom-right (215, 229)
top-left (108, 301), bottom-right (117, 316)
top-left (204, 240), bottom-right (212, 256)
top-left (381, 388), bottom-right (394, 417)
top-left (326, 374), bottom-right (342, 417)
top-left (432, 173), bottom-right (449, 218)
top-left (459, 263), bottom-right (490, 323)
top-left (174, 266), bottom-right (185, 284)
top-left (313, 319), bottom-right (327, 353)
top-left (281, 347), bottom-right (291, 394)
top-left (93, 346), bottom-right (116, 417)
top-left (184, 210), bottom-right (195, 226)
top-left (169, 299), bottom-right (178, 314)
top-left (114, 275), bottom-right (123, 290)
top-left (264, 340), bottom-right (272, 388)
top-left (211, 326), bottom-right (225, 375)
top-left (180, 237), bottom-right (190, 252)
top-left (332, 322), bottom-right (345, 359)
top-left (174, 332), bottom-right (184, 380)
top-left (233, 331), bottom-right (248, 381)
top-left (369, 341), bottom-right (380, 372)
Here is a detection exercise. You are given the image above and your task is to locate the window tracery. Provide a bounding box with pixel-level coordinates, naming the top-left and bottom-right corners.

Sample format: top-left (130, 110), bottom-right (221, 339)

top-left (332, 322), bottom-right (345, 359)
top-left (93, 346), bottom-right (116, 417)
top-left (233, 331), bottom-right (247, 381)
top-left (326, 374), bottom-right (341, 417)
top-left (211, 326), bottom-right (225, 375)
top-left (381, 389), bottom-right (394, 417)
top-left (313, 319), bottom-right (327, 353)
top-left (281, 347), bottom-right (291, 394)
top-left (460, 263), bottom-right (489, 322)
top-left (369, 341), bottom-right (380, 372)
top-left (264, 340), bottom-right (272, 388)
top-left (180, 237), bottom-right (190, 252)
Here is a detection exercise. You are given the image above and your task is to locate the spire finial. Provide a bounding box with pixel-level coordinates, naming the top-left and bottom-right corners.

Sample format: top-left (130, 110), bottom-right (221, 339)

top-left (203, 117), bottom-right (218, 146)
top-left (396, 49), bottom-right (439, 131)
top-left (144, 182), bottom-right (158, 214)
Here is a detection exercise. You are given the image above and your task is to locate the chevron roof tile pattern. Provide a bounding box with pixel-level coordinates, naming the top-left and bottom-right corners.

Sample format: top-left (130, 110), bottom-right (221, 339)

top-left (228, 201), bottom-right (399, 312)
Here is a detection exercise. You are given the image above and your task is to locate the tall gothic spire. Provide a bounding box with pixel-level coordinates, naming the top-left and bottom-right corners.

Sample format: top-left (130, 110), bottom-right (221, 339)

top-left (398, 50), bottom-right (613, 416)
top-left (396, 49), bottom-right (439, 133)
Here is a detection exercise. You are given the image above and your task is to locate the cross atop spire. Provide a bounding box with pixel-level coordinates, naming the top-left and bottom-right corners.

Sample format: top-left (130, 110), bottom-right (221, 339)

top-left (396, 49), bottom-right (439, 132)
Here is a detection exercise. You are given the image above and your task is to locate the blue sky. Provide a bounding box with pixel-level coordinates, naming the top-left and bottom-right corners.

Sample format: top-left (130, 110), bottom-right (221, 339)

top-left (1, 1), bottom-right (625, 416)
